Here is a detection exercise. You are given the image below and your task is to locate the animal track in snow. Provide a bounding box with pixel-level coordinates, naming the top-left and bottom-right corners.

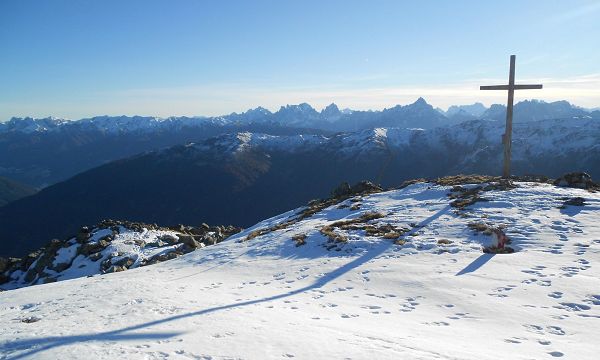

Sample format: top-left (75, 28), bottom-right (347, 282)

top-left (583, 295), bottom-right (600, 306)
top-left (523, 324), bottom-right (565, 336)
top-left (447, 312), bottom-right (473, 320)
top-left (504, 337), bottom-right (522, 344)
top-left (399, 296), bottom-right (422, 312)
top-left (427, 321), bottom-right (450, 326)
top-left (489, 285), bottom-right (517, 297)
top-left (522, 278), bottom-right (551, 286)
top-left (548, 292), bottom-right (563, 299)
top-left (554, 302), bottom-right (591, 312)
top-left (273, 272), bottom-right (286, 280)
top-left (340, 313), bottom-right (359, 318)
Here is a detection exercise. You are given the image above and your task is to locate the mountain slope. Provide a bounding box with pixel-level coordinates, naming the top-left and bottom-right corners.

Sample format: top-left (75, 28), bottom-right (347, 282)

top-left (0, 121), bottom-right (328, 187)
top-left (0, 179), bottom-right (598, 359)
top-left (1, 118), bottom-right (599, 257)
top-left (0, 176), bottom-right (36, 207)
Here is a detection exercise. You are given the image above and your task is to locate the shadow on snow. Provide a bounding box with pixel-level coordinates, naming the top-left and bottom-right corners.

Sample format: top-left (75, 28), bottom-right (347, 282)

top-left (0, 206), bottom-right (451, 359)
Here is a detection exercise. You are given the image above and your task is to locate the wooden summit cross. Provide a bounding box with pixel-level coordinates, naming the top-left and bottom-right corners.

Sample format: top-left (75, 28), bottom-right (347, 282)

top-left (480, 55), bottom-right (543, 178)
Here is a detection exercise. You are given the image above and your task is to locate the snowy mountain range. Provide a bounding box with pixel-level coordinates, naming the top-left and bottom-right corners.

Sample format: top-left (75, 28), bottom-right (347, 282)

top-left (1, 98), bottom-right (597, 188)
top-left (1, 99), bottom-right (596, 135)
top-left (1, 177), bottom-right (598, 359)
top-left (1, 116), bottom-right (599, 257)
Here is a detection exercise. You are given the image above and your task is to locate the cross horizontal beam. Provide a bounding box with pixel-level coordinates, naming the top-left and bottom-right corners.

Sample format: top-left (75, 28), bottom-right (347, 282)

top-left (480, 84), bottom-right (543, 91)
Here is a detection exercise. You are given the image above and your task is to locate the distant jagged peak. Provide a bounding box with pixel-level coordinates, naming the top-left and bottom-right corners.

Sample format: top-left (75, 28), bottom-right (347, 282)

top-left (385, 97), bottom-right (434, 113)
top-left (320, 103), bottom-right (343, 122)
top-left (321, 103), bottom-right (340, 115)
top-left (240, 106), bottom-right (272, 117)
top-left (446, 102), bottom-right (488, 117)
top-left (413, 96), bottom-right (429, 106)
top-left (277, 102), bottom-right (317, 113)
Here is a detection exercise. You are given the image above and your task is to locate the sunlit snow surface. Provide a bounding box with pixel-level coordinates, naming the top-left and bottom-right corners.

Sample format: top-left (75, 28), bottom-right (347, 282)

top-left (1, 182), bottom-right (599, 359)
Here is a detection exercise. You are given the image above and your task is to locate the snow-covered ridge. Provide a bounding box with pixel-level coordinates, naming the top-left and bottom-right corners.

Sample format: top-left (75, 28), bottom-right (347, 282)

top-left (0, 220), bottom-right (241, 290)
top-left (158, 117), bottom-right (600, 161)
top-left (0, 178), bottom-right (598, 359)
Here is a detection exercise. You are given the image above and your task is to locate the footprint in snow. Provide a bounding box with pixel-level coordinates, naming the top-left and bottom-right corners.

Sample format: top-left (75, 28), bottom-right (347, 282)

top-left (548, 292), bottom-right (563, 299)
top-left (489, 285), bottom-right (517, 297)
top-left (548, 351), bottom-right (564, 357)
top-left (340, 313), bottom-right (359, 318)
top-left (428, 321), bottom-right (450, 326)
top-left (546, 326), bottom-right (565, 336)
top-left (273, 272), bottom-right (286, 280)
top-left (524, 324), bottom-right (566, 336)
top-left (504, 337), bottom-right (527, 344)
top-left (584, 295), bottom-right (600, 306)
top-left (554, 302), bottom-right (591, 312)
top-left (523, 324), bottom-right (544, 334)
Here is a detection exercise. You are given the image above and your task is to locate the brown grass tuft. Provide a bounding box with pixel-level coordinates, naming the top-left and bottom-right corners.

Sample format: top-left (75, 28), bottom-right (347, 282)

top-left (292, 233), bottom-right (307, 247)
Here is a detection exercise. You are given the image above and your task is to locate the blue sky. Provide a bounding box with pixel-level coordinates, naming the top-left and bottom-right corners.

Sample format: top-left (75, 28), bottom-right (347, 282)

top-left (1, 0), bottom-right (599, 119)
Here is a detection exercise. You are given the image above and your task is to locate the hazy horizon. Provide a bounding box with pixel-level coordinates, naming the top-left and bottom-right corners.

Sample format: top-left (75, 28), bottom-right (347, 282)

top-left (2, 97), bottom-right (598, 122)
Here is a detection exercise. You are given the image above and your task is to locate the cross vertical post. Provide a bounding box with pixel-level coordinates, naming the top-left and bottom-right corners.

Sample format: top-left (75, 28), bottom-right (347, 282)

top-left (480, 55), bottom-right (543, 178)
top-left (504, 55), bottom-right (516, 179)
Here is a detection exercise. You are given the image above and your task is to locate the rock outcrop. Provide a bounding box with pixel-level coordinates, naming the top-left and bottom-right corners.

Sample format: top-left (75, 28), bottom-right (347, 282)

top-left (0, 219), bottom-right (241, 290)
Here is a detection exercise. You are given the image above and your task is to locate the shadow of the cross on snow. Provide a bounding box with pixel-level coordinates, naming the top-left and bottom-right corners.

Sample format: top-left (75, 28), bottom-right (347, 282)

top-left (0, 331), bottom-right (184, 360)
top-left (1, 206), bottom-right (451, 359)
top-left (455, 253), bottom-right (495, 276)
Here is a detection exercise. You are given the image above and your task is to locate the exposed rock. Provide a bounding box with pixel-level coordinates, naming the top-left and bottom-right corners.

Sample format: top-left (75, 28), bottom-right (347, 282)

top-left (21, 316), bottom-right (41, 323)
top-left (79, 239), bottom-right (110, 256)
top-left (112, 256), bottom-right (135, 268)
top-left (159, 234), bottom-right (178, 244)
top-left (331, 182), bottom-right (351, 198)
top-left (145, 251), bottom-right (180, 265)
top-left (178, 234), bottom-right (200, 249)
top-left (104, 265), bottom-right (126, 273)
top-left (1, 219), bottom-right (243, 290)
top-left (0, 257), bottom-right (8, 273)
top-left (21, 251), bottom-right (41, 271)
top-left (42, 277), bottom-right (57, 284)
top-left (554, 172), bottom-right (598, 190)
top-left (350, 181), bottom-right (383, 194)
top-left (52, 262), bottom-right (71, 272)
top-left (76, 226), bottom-right (91, 243)
top-left (332, 181), bottom-right (383, 199)
top-left (89, 252), bottom-right (104, 262)
top-left (559, 197), bottom-right (586, 208)
top-left (23, 242), bottom-right (63, 282)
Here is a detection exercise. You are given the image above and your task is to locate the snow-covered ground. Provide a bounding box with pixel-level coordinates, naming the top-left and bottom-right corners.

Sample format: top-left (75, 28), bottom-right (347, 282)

top-left (1, 182), bottom-right (599, 359)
